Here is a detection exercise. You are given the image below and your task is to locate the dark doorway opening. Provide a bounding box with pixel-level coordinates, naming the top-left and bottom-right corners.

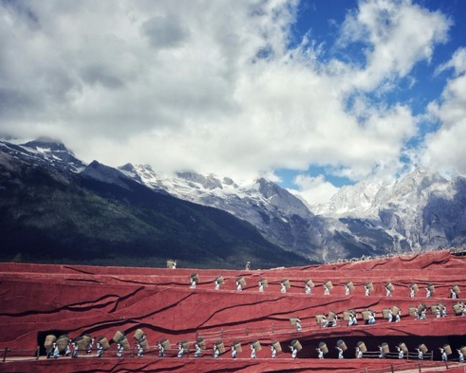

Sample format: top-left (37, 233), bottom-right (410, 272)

top-left (37, 330), bottom-right (68, 356)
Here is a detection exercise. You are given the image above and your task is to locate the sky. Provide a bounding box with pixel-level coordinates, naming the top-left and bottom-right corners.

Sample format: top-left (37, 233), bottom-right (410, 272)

top-left (1, 0), bottom-right (465, 205)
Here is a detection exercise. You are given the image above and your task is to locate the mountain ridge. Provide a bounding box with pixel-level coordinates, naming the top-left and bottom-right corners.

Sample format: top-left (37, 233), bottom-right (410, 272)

top-left (0, 139), bottom-right (308, 269)
top-left (2, 137), bottom-right (466, 263)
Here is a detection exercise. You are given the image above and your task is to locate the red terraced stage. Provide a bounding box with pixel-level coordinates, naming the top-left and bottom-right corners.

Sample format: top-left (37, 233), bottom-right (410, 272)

top-left (1, 249), bottom-right (465, 372)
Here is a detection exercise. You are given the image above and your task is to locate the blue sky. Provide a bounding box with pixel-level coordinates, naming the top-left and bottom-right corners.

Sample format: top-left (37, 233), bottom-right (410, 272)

top-left (1, 0), bottom-right (466, 204)
top-left (273, 0), bottom-right (466, 202)
top-left (276, 0), bottom-right (466, 191)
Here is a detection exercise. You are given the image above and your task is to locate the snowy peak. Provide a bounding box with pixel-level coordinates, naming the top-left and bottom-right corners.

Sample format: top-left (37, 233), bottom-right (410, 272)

top-left (312, 179), bottom-right (384, 217)
top-left (256, 178), bottom-right (313, 217)
top-left (175, 171), bottom-right (225, 190)
top-left (0, 137), bottom-right (86, 174)
top-left (23, 137), bottom-right (68, 152)
top-left (389, 168), bottom-right (448, 200)
top-left (81, 160), bottom-right (131, 189)
top-left (312, 168), bottom-right (450, 218)
top-left (121, 165), bottom-right (313, 219)
top-left (21, 137), bottom-right (86, 173)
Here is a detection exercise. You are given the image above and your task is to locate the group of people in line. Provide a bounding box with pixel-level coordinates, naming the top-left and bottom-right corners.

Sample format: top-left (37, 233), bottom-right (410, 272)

top-left (190, 274), bottom-right (462, 302)
top-left (45, 334), bottom-right (465, 362)
top-left (46, 337), bottom-right (105, 359)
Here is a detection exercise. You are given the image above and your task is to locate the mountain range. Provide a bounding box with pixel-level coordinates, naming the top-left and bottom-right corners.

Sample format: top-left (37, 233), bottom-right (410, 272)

top-left (1, 137), bottom-right (465, 266)
top-left (0, 137), bottom-right (307, 268)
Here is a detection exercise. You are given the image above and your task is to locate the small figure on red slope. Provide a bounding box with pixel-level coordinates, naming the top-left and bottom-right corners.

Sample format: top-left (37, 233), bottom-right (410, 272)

top-left (387, 309), bottom-right (393, 323)
top-left (53, 342), bottom-right (60, 359)
top-left (157, 341), bottom-right (166, 357)
top-left (250, 343), bottom-right (256, 359)
top-left (419, 308), bottom-right (427, 320)
top-left (305, 282), bottom-right (312, 295)
top-left (336, 345), bottom-right (344, 359)
top-left (231, 345), bottom-right (237, 359)
top-left (190, 277), bottom-right (196, 289)
top-left (425, 286), bottom-right (432, 298)
top-left (96, 342), bottom-right (103, 358)
top-left (116, 343), bottom-right (124, 358)
top-left (65, 340), bottom-right (71, 357)
top-left (378, 345), bottom-right (384, 359)
top-left (177, 342), bottom-right (184, 358)
top-left (316, 347), bottom-right (324, 359)
top-left (396, 345), bottom-right (404, 359)
top-left (87, 337), bottom-right (94, 354)
top-left (440, 304), bottom-right (447, 317)
top-left (295, 316), bottom-right (302, 332)
top-left (194, 342), bottom-right (202, 358)
top-left (136, 343), bottom-right (144, 358)
top-left (71, 341), bottom-right (78, 358)
top-left (281, 282), bottom-right (287, 294)
top-left (271, 344), bottom-right (277, 359)
top-left (213, 344), bottom-right (220, 359)
top-left (290, 345), bottom-right (298, 359)
top-left (409, 285), bottom-right (415, 298)
top-left (355, 346), bottom-right (363, 359)
top-left (440, 347), bottom-right (447, 362)
top-left (348, 311), bottom-right (358, 326)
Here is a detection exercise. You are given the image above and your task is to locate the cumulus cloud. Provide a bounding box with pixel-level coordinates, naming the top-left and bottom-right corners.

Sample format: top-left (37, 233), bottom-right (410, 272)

top-left (338, 0), bottom-right (450, 92)
top-left (0, 0), bottom-right (454, 194)
top-left (421, 48), bottom-right (466, 174)
top-left (290, 174), bottom-right (340, 205)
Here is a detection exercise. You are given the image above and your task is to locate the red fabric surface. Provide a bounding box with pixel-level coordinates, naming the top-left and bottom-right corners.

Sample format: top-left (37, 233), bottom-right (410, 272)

top-left (1, 250), bottom-right (465, 373)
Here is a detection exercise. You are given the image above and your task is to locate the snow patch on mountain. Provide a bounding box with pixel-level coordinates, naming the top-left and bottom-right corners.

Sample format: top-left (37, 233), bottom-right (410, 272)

top-left (312, 169), bottom-right (452, 218)
top-left (81, 161), bottom-right (131, 189)
top-left (21, 137), bottom-right (87, 173)
top-left (310, 168), bottom-right (463, 252)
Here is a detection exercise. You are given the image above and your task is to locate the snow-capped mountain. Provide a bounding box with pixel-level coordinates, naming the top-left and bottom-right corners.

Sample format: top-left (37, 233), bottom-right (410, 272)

top-left (119, 164), bottom-right (312, 218)
top-left (118, 164), bottom-right (393, 262)
top-left (0, 137), bottom-right (86, 174)
top-left (312, 179), bottom-right (384, 217)
top-left (121, 163), bottom-right (466, 259)
top-left (3, 136), bottom-right (465, 262)
top-left (312, 168), bottom-right (466, 252)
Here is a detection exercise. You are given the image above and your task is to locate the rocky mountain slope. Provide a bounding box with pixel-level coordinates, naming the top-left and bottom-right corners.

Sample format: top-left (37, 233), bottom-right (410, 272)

top-left (118, 164), bottom-right (384, 262)
top-left (312, 168), bottom-right (466, 251)
top-left (0, 139), bottom-right (307, 269)
top-left (120, 164), bottom-right (466, 260)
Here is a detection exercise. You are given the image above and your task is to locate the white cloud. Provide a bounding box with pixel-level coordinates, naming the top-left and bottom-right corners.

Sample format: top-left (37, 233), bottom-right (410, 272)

top-left (290, 174), bottom-right (340, 205)
top-left (0, 0), bottom-right (453, 184)
top-left (421, 48), bottom-right (466, 174)
top-left (338, 0), bottom-right (450, 92)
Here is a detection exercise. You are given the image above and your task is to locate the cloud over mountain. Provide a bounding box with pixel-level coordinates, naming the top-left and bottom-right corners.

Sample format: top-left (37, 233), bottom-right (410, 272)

top-left (0, 0), bottom-right (463, 206)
